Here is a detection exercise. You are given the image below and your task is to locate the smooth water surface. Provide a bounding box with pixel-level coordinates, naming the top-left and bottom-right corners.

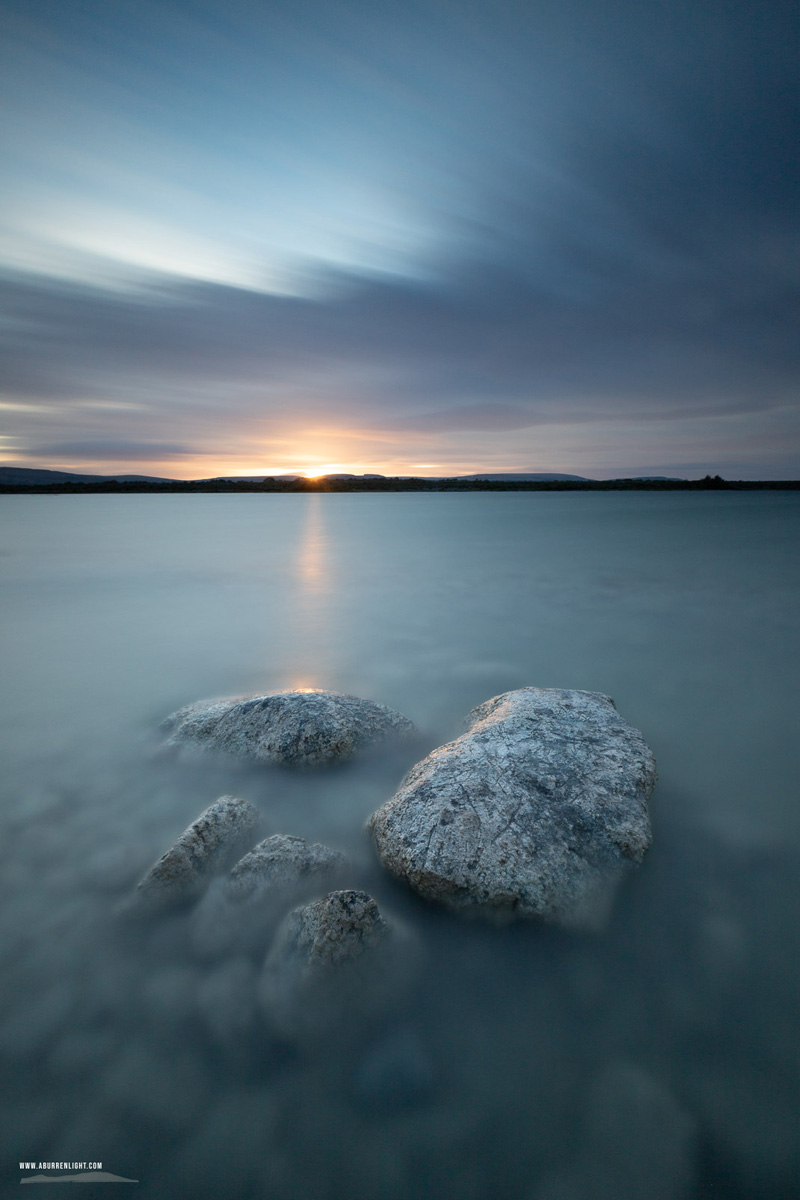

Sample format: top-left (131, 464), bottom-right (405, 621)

top-left (1, 492), bottom-right (798, 1198)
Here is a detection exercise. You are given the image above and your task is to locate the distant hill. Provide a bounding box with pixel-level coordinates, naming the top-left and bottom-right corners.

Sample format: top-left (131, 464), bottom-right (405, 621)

top-left (0, 467), bottom-right (698, 489)
top-left (197, 475), bottom-right (266, 483)
top-left (0, 467), bottom-right (172, 485)
top-left (458, 472), bottom-right (591, 482)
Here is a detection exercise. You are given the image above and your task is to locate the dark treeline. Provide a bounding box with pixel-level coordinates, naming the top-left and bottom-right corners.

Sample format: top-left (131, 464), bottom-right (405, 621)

top-left (1, 475), bottom-right (799, 494)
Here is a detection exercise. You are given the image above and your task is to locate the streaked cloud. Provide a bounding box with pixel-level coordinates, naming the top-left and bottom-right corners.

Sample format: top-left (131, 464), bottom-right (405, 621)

top-left (27, 440), bottom-right (194, 461)
top-left (0, 0), bottom-right (798, 478)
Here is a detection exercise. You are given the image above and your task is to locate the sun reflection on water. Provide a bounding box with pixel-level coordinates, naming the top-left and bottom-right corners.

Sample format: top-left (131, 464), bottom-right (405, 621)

top-left (296, 493), bottom-right (326, 592)
top-left (274, 495), bottom-right (333, 690)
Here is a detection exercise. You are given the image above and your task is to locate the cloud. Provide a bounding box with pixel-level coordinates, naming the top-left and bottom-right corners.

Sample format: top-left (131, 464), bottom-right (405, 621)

top-left (382, 404), bottom-right (545, 434)
top-left (1, 246), bottom-right (795, 425)
top-left (2, 243), bottom-right (796, 475)
top-left (0, 0), bottom-right (798, 475)
top-left (28, 440), bottom-right (194, 461)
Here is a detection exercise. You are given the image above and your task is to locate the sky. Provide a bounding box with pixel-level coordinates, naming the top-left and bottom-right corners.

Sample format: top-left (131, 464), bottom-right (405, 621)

top-left (1, 0), bottom-right (798, 480)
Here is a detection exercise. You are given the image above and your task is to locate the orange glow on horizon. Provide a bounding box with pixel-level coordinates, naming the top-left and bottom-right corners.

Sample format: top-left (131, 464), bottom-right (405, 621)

top-left (4, 422), bottom-right (589, 480)
top-left (300, 462), bottom-right (356, 478)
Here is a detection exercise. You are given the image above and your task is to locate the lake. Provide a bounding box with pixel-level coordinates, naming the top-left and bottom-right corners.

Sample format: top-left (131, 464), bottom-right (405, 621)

top-left (1, 492), bottom-right (798, 1198)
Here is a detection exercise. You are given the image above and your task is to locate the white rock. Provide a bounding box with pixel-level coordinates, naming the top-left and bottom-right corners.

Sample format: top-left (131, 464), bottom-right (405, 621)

top-left (369, 688), bottom-right (655, 930)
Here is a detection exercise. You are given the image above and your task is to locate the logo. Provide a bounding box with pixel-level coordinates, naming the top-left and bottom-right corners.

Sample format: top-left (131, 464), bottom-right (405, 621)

top-left (19, 1163), bottom-right (137, 1185)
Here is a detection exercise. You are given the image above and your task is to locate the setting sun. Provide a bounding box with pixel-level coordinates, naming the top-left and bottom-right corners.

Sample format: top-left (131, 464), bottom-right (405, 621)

top-left (302, 464), bottom-right (354, 478)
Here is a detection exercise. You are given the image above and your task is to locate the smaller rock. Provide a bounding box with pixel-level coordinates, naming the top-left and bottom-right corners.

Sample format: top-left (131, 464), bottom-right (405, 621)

top-left (259, 890), bottom-right (411, 1041)
top-left (268, 888), bottom-right (390, 971)
top-left (228, 835), bottom-right (348, 903)
top-left (135, 796), bottom-right (259, 910)
top-left (161, 689), bottom-right (415, 767)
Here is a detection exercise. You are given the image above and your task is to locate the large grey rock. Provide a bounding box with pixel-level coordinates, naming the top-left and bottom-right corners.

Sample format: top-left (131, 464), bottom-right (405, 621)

top-left (368, 688), bottom-right (655, 931)
top-left (161, 689), bottom-right (414, 767)
top-left (135, 795), bottom-right (259, 910)
top-left (228, 835), bottom-right (348, 903)
top-left (258, 890), bottom-right (407, 1040)
top-left (534, 1063), bottom-right (697, 1200)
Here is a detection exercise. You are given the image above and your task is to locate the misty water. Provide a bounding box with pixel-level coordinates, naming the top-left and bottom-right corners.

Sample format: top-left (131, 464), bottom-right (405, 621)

top-left (1, 492), bottom-right (798, 1198)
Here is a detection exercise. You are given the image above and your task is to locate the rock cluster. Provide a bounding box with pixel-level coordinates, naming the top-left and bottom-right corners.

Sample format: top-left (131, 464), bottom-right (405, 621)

top-left (133, 685), bottom-right (658, 1045)
top-left (368, 688), bottom-right (655, 931)
top-left (160, 689), bottom-right (415, 767)
top-left (131, 792), bottom-right (401, 1039)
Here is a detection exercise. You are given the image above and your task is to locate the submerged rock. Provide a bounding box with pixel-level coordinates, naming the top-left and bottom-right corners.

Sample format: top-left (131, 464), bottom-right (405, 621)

top-left (368, 688), bottom-right (655, 931)
top-left (189, 878), bottom-right (256, 961)
top-left (350, 1028), bottom-right (435, 1114)
top-left (135, 795), bottom-right (259, 910)
top-left (161, 689), bottom-right (414, 767)
top-left (258, 890), bottom-right (407, 1040)
top-left (228, 835), bottom-right (348, 903)
top-left (196, 957), bottom-right (260, 1045)
top-left (534, 1062), bottom-right (697, 1200)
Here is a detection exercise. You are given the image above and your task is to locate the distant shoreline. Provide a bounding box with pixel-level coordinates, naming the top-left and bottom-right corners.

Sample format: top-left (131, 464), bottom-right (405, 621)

top-left (2, 476), bottom-right (799, 494)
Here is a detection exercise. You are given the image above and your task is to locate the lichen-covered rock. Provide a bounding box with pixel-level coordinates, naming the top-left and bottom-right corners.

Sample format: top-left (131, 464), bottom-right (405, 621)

top-left (228, 835), bottom-right (347, 903)
top-left (160, 690), bottom-right (414, 767)
top-left (135, 796), bottom-right (259, 910)
top-left (258, 890), bottom-right (403, 1040)
top-left (368, 688), bottom-right (655, 931)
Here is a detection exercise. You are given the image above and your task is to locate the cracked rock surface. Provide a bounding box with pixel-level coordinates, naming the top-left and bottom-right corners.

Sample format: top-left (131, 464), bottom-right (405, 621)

top-left (135, 795), bottom-right (259, 909)
top-left (368, 688), bottom-right (655, 931)
top-left (161, 689), bottom-right (415, 767)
